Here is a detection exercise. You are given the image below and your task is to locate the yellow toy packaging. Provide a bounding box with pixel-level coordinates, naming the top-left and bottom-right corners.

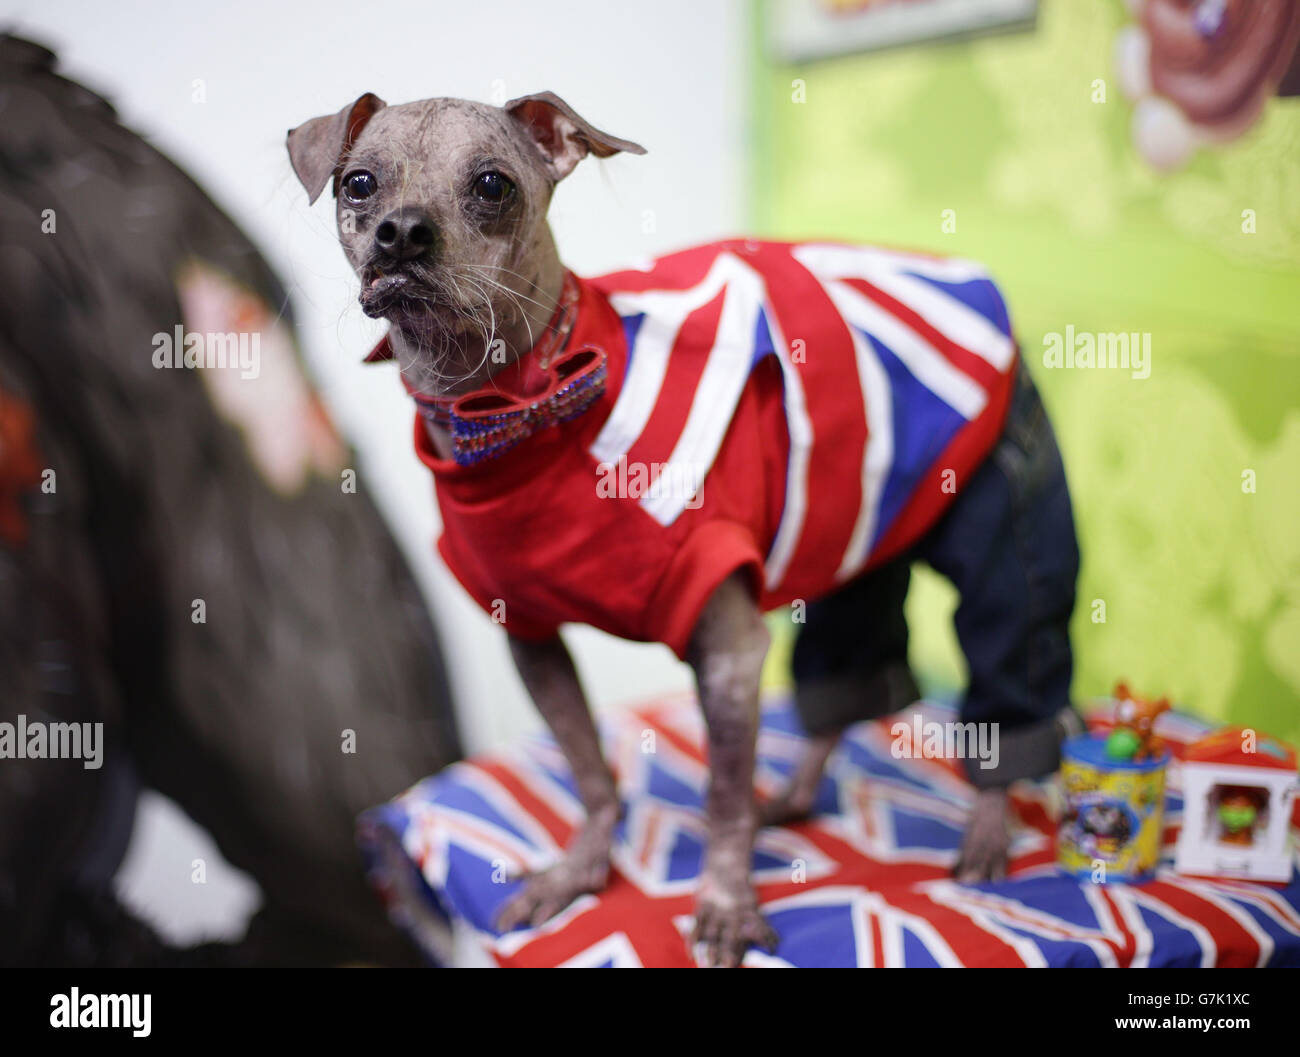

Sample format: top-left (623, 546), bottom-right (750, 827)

top-left (1058, 733), bottom-right (1169, 882)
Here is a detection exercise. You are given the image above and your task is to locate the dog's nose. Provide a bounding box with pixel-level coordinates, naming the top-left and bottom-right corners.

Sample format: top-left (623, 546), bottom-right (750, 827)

top-left (374, 208), bottom-right (438, 261)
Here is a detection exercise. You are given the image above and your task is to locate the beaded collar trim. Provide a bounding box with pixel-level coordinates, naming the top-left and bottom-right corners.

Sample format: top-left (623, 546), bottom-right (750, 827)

top-left (363, 271), bottom-right (606, 466)
top-left (440, 345), bottom-right (607, 466)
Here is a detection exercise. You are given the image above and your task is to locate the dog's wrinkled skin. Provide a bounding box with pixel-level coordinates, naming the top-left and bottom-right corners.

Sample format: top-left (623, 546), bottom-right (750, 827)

top-left (288, 92), bottom-right (1008, 966)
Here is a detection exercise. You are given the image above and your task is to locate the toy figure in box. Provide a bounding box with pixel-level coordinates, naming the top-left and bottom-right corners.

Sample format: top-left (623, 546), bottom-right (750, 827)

top-left (1215, 786), bottom-right (1268, 846)
top-left (1174, 727), bottom-right (1299, 884)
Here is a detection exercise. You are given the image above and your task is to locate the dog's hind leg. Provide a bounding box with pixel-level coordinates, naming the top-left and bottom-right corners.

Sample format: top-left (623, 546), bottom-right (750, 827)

top-left (765, 560), bottom-right (918, 826)
top-left (760, 729), bottom-right (840, 826)
top-left (916, 365), bottom-right (1082, 883)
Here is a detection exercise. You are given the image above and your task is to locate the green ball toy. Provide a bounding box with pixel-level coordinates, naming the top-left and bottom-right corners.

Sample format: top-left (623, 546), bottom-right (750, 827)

top-left (1105, 727), bottom-right (1142, 761)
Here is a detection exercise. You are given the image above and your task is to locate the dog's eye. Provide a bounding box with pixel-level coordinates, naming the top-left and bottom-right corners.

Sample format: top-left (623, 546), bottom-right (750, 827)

top-left (342, 170), bottom-right (377, 202)
top-left (472, 171), bottom-right (514, 204)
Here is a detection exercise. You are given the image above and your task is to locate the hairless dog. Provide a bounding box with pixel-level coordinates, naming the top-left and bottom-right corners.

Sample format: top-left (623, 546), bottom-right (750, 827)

top-left (288, 91), bottom-right (1081, 966)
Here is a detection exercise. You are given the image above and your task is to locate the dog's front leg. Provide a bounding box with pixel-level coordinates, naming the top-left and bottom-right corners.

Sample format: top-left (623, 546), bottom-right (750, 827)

top-left (496, 632), bottom-right (619, 931)
top-left (686, 572), bottom-right (780, 967)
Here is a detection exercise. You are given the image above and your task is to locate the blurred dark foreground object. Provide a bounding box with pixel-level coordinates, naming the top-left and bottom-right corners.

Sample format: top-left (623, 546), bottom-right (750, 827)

top-left (0, 35), bottom-right (461, 966)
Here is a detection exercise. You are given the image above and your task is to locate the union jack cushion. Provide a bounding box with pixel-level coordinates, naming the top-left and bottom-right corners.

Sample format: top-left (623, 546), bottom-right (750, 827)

top-left (358, 696), bottom-right (1300, 967)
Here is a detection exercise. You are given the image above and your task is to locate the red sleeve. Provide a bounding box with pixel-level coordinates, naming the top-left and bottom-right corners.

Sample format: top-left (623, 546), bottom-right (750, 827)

top-left (435, 534), bottom-right (559, 642)
top-left (646, 520), bottom-right (765, 660)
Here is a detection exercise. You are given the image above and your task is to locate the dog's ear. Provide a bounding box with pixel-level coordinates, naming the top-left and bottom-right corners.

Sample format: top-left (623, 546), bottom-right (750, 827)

top-left (505, 91), bottom-right (646, 181)
top-left (287, 93), bottom-right (386, 204)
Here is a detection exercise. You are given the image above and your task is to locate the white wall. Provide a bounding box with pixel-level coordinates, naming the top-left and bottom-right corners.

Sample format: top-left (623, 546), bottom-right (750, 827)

top-left (3, 0), bottom-right (749, 944)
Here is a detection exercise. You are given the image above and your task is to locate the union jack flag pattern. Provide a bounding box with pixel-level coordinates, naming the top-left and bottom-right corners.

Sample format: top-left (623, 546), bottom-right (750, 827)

top-left (586, 239), bottom-right (1019, 600)
top-left (358, 696), bottom-right (1300, 968)
top-left (420, 240), bottom-right (1021, 655)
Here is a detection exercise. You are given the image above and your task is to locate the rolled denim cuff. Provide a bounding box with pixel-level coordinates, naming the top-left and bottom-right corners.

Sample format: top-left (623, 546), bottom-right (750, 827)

top-left (794, 661), bottom-right (920, 738)
top-left (963, 705), bottom-right (1084, 789)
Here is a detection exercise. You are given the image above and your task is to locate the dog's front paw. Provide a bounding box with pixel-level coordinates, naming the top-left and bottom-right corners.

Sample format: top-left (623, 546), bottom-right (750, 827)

top-left (497, 851), bottom-right (610, 932)
top-left (495, 854), bottom-right (611, 932)
top-left (690, 879), bottom-right (778, 968)
top-left (496, 806), bottom-right (618, 931)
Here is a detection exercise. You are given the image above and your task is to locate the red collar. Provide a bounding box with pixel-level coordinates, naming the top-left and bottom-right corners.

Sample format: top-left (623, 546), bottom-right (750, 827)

top-left (363, 271), bottom-right (607, 467)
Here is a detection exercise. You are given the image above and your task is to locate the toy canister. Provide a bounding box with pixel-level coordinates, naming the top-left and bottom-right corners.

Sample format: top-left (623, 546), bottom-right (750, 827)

top-left (1057, 733), bottom-right (1169, 882)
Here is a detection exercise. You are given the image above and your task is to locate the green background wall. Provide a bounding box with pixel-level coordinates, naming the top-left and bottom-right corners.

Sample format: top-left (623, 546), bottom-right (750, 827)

top-left (753, 0), bottom-right (1300, 748)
